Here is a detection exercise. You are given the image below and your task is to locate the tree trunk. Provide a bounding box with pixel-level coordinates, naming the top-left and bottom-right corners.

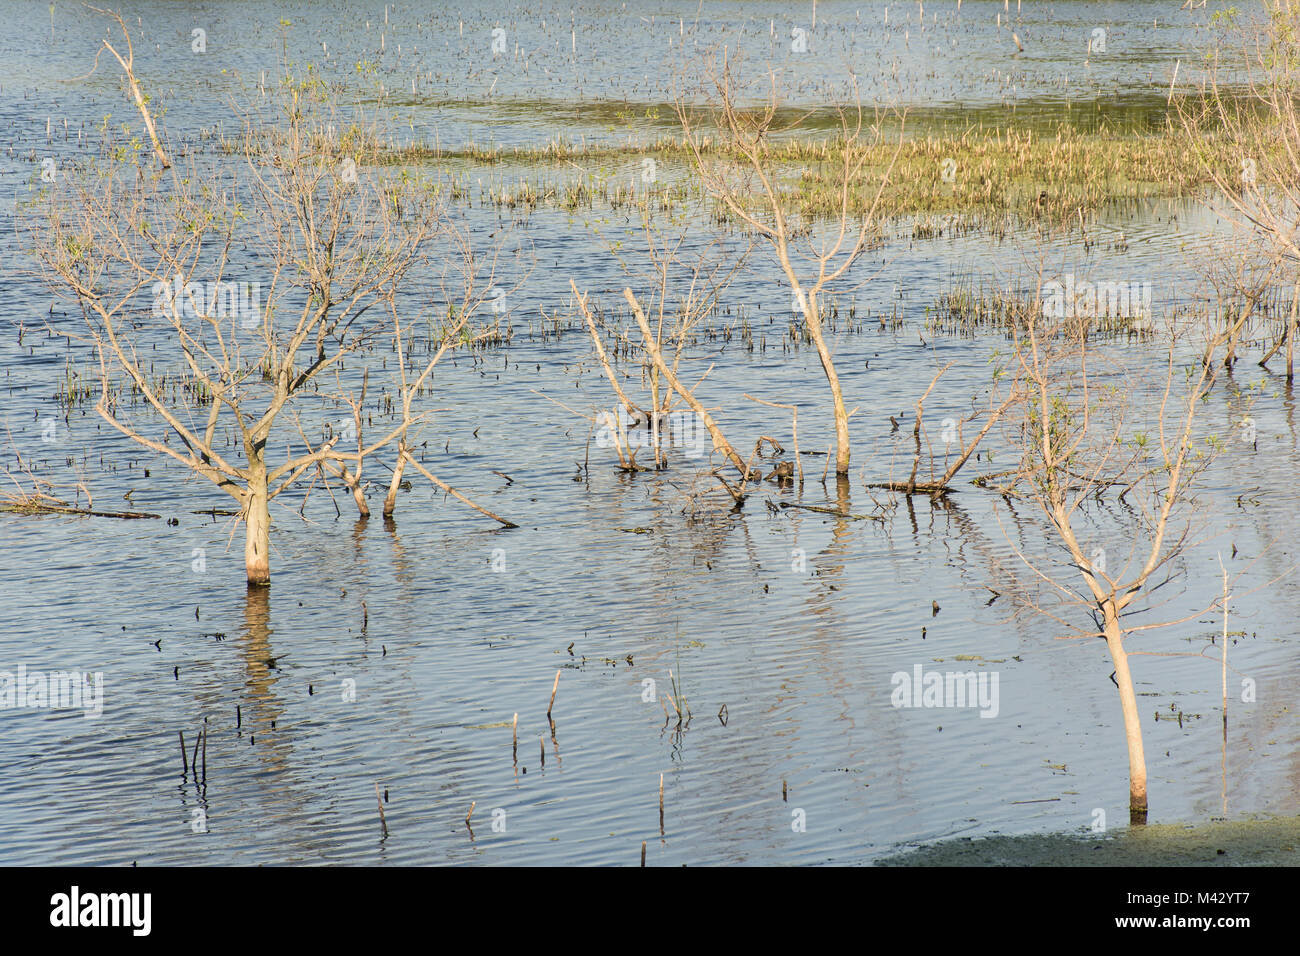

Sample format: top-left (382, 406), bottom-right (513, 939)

top-left (244, 460), bottom-right (271, 587)
top-left (1103, 605), bottom-right (1148, 822)
top-left (806, 307), bottom-right (851, 476)
top-left (348, 470), bottom-right (370, 518)
top-left (383, 440), bottom-right (408, 518)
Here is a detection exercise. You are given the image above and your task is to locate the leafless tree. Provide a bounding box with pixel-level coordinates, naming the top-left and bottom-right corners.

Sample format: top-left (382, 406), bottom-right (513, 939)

top-left (82, 7), bottom-right (171, 169)
top-left (26, 75), bottom-right (513, 584)
top-left (997, 284), bottom-right (1228, 822)
top-left (673, 50), bottom-right (903, 478)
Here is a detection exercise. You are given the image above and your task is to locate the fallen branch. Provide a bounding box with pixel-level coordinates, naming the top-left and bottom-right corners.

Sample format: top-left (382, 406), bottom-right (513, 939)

top-left (400, 452), bottom-right (518, 529)
top-left (777, 501), bottom-right (884, 522)
top-left (0, 501), bottom-right (160, 519)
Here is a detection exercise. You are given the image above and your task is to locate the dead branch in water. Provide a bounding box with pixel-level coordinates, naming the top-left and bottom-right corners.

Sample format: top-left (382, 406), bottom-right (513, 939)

top-left (0, 499), bottom-right (160, 519)
top-left (744, 395), bottom-right (803, 484)
top-left (868, 362), bottom-right (1018, 496)
top-left (778, 501), bottom-right (884, 522)
top-left (1, 429), bottom-right (152, 518)
top-left (572, 280), bottom-right (649, 421)
top-left (399, 452), bottom-right (518, 529)
top-left (625, 287), bottom-right (753, 481)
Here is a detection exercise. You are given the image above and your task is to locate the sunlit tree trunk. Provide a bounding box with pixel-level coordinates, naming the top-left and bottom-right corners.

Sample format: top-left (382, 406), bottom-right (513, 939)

top-left (806, 300), bottom-right (851, 476)
top-left (1103, 604), bottom-right (1148, 822)
top-left (1289, 282), bottom-right (1296, 382)
top-left (349, 478), bottom-right (370, 518)
top-left (383, 439), bottom-right (408, 518)
top-left (244, 452), bottom-right (271, 587)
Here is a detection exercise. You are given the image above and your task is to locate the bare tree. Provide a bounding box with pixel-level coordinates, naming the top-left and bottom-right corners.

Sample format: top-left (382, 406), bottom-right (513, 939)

top-left (999, 285), bottom-right (1227, 822)
top-left (26, 77), bottom-right (494, 584)
top-left (82, 7), bottom-right (171, 169)
top-left (596, 214), bottom-right (751, 471)
top-left (571, 210), bottom-right (753, 480)
top-left (870, 360), bottom-right (1021, 497)
top-left (379, 211), bottom-right (529, 525)
top-left (674, 51), bottom-right (903, 478)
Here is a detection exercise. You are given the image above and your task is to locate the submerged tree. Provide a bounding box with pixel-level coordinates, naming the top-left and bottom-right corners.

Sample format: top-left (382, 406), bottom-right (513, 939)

top-left (673, 51), bottom-right (903, 478)
top-left (572, 206), bottom-right (756, 484)
top-left (998, 285), bottom-right (1228, 822)
top-left (27, 75), bottom-right (504, 584)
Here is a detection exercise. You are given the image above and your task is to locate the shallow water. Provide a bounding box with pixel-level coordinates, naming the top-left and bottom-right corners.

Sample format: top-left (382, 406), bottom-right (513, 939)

top-left (0, 1), bottom-right (1296, 866)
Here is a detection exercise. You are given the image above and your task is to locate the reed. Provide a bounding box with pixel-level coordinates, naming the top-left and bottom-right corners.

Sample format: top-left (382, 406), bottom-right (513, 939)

top-left (375, 783), bottom-right (388, 837)
top-left (658, 773), bottom-right (665, 835)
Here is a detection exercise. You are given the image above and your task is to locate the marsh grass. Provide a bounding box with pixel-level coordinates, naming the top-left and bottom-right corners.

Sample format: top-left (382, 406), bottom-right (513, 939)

top-left (54, 109), bottom-right (1247, 233)
top-left (349, 118), bottom-right (1245, 229)
top-left (795, 123), bottom-right (1242, 222)
top-left (929, 283), bottom-right (1155, 340)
